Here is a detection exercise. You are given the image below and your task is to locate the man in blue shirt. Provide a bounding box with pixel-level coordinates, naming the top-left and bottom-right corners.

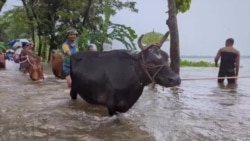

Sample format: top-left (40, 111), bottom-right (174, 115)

top-left (62, 29), bottom-right (78, 88)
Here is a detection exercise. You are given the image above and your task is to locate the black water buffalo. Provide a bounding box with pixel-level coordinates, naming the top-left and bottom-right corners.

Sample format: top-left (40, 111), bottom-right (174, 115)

top-left (70, 31), bottom-right (181, 116)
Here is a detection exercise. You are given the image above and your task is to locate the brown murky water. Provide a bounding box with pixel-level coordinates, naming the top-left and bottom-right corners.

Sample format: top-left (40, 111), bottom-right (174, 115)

top-left (0, 58), bottom-right (250, 141)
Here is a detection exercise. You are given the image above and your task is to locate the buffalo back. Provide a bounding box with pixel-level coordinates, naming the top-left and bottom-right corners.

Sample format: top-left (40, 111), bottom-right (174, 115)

top-left (0, 52), bottom-right (6, 68)
top-left (51, 53), bottom-right (65, 79)
top-left (28, 56), bottom-right (44, 81)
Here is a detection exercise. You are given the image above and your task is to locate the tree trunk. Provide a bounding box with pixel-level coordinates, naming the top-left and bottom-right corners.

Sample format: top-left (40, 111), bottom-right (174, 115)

top-left (38, 35), bottom-right (42, 56)
top-left (21, 0), bottom-right (35, 45)
top-left (47, 10), bottom-right (57, 62)
top-left (47, 35), bottom-right (57, 62)
top-left (0, 0), bottom-right (6, 12)
top-left (167, 0), bottom-right (180, 74)
top-left (82, 0), bottom-right (92, 26)
top-left (22, 0), bottom-right (43, 56)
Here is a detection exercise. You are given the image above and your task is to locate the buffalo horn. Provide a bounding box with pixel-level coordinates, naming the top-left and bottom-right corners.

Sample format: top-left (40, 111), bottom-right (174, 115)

top-left (158, 31), bottom-right (170, 47)
top-left (138, 34), bottom-right (146, 50)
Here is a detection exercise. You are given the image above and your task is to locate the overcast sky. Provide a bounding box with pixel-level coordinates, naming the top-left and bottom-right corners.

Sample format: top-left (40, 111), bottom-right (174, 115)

top-left (2, 0), bottom-right (249, 56)
top-left (111, 0), bottom-right (250, 56)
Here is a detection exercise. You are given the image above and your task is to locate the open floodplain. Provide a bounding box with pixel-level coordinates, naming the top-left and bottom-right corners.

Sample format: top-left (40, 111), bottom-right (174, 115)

top-left (0, 57), bottom-right (249, 141)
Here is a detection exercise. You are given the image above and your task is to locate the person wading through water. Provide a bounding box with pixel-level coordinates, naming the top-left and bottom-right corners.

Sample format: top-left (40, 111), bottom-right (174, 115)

top-left (62, 29), bottom-right (78, 88)
top-left (19, 42), bottom-right (33, 74)
top-left (215, 38), bottom-right (240, 84)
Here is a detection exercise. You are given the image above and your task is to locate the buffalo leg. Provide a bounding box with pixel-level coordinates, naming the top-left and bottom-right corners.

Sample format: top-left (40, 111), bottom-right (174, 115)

top-left (107, 93), bottom-right (117, 116)
top-left (108, 106), bottom-right (117, 116)
top-left (70, 88), bottom-right (77, 100)
top-left (70, 78), bottom-right (78, 99)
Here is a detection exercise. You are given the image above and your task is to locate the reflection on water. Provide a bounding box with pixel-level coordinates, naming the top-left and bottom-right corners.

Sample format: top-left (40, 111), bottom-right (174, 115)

top-left (217, 83), bottom-right (238, 93)
top-left (1, 59), bottom-right (250, 141)
top-left (218, 82), bottom-right (237, 88)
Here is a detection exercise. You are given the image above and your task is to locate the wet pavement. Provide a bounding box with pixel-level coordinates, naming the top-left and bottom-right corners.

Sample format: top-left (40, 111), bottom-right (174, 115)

top-left (0, 58), bottom-right (250, 141)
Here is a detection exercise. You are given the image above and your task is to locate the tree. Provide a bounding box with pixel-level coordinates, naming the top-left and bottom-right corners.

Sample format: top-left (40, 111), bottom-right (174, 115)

top-left (167, 0), bottom-right (191, 74)
top-left (0, 0), bottom-right (6, 12)
top-left (92, 0), bottom-right (137, 50)
top-left (76, 0), bottom-right (138, 51)
top-left (21, 0), bottom-right (36, 49)
top-left (18, 0), bottom-right (138, 61)
top-left (0, 7), bottom-right (31, 42)
top-left (0, 42), bottom-right (7, 52)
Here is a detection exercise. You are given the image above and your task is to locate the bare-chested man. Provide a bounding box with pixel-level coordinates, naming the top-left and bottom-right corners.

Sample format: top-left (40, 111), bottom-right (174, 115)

top-left (214, 38), bottom-right (240, 84)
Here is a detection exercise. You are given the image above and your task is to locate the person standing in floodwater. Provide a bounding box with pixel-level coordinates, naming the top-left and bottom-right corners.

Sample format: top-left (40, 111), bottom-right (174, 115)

top-left (19, 42), bottom-right (32, 74)
top-left (62, 29), bottom-right (78, 88)
top-left (214, 38), bottom-right (240, 84)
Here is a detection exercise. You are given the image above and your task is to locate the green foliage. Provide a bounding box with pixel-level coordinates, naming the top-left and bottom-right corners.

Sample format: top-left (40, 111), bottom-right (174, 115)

top-left (109, 23), bottom-right (137, 50)
top-left (95, 0), bottom-right (137, 50)
top-left (77, 27), bottom-right (91, 51)
top-left (176, 0), bottom-right (192, 13)
top-left (18, 0), bottom-right (138, 57)
top-left (55, 0), bottom-right (138, 51)
top-left (141, 31), bottom-right (168, 45)
top-left (0, 41), bottom-right (7, 52)
top-left (77, 23), bottom-right (137, 51)
top-left (180, 59), bottom-right (215, 67)
top-left (0, 7), bottom-right (31, 42)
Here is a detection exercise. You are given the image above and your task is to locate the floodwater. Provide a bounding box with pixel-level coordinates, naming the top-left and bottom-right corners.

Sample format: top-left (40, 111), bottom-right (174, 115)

top-left (0, 58), bottom-right (249, 141)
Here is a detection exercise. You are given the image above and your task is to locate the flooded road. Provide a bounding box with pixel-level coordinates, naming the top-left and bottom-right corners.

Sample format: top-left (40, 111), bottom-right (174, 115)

top-left (0, 58), bottom-right (250, 141)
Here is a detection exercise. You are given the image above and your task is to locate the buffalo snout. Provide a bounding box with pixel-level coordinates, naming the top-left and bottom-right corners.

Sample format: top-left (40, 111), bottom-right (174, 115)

top-left (156, 67), bottom-right (181, 87)
top-left (167, 73), bottom-right (181, 86)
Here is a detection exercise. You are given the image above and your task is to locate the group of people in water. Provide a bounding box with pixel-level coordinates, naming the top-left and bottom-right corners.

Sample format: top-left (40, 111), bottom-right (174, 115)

top-left (2, 41), bottom-right (36, 74)
top-left (1, 28), bottom-right (241, 87)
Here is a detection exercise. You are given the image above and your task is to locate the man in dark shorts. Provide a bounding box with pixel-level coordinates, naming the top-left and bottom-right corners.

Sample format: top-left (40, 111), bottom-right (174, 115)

top-left (214, 38), bottom-right (240, 84)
